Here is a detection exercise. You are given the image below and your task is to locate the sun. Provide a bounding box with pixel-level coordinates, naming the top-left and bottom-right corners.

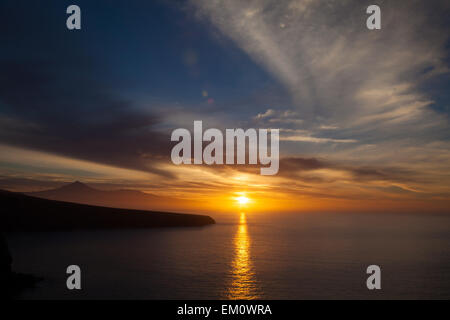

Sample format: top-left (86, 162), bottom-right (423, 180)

top-left (236, 196), bottom-right (250, 205)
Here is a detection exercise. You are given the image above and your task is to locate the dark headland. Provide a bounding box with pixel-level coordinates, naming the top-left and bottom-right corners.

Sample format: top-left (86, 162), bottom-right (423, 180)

top-left (1, 189), bottom-right (214, 297)
top-left (1, 189), bottom-right (215, 232)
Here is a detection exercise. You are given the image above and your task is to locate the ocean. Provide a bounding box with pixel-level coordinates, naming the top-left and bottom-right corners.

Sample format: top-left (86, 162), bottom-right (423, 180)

top-left (6, 212), bottom-right (450, 299)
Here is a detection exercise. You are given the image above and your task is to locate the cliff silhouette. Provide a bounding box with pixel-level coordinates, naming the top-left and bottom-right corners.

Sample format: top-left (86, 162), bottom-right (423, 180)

top-left (1, 187), bottom-right (215, 297)
top-left (1, 189), bottom-right (215, 231)
top-left (1, 233), bottom-right (41, 298)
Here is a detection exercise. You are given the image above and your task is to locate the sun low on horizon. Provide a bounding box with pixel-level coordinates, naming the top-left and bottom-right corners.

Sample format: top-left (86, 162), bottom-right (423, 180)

top-left (232, 193), bottom-right (253, 209)
top-left (0, 0), bottom-right (449, 218)
top-left (236, 196), bottom-right (249, 205)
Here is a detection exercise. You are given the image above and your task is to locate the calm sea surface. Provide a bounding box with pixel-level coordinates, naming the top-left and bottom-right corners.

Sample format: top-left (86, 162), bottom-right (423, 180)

top-left (6, 212), bottom-right (450, 299)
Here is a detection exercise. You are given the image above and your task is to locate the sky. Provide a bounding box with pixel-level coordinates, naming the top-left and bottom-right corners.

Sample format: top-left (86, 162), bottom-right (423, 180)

top-left (0, 0), bottom-right (449, 213)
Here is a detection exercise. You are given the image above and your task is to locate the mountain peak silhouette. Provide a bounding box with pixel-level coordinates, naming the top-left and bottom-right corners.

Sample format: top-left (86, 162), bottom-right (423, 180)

top-left (27, 181), bottom-right (188, 212)
top-left (58, 181), bottom-right (94, 192)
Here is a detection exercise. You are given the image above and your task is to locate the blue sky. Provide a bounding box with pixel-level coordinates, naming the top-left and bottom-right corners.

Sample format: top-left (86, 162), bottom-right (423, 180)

top-left (0, 0), bottom-right (286, 115)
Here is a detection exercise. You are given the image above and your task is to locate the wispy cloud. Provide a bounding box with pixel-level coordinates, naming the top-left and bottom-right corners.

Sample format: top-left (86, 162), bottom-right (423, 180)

top-left (190, 0), bottom-right (450, 176)
top-left (191, 0), bottom-right (449, 144)
top-left (280, 135), bottom-right (357, 144)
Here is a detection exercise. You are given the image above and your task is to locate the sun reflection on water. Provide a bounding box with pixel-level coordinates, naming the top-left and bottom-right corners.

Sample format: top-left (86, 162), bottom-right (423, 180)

top-left (226, 212), bottom-right (260, 299)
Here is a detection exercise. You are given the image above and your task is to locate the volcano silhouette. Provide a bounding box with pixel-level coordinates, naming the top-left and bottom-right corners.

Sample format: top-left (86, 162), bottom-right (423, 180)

top-left (28, 181), bottom-right (178, 211)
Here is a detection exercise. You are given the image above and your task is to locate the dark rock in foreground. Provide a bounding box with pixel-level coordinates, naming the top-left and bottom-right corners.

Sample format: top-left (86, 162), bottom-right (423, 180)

top-left (0, 232), bottom-right (12, 275)
top-left (1, 232), bottom-right (41, 298)
top-left (0, 190), bottom-right (215, 231)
